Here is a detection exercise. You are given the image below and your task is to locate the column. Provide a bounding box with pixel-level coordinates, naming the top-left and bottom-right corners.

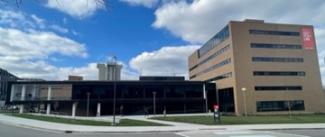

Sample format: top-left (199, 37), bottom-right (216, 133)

top-left (10, 85), bottom-right (15, 102)
top-left (32, 85), bottom-right (37, 100)
top-left (96, 103), bottom-right (101, 117)
top-left (46, 103), bottom-right (51, 115)
top-left (47, 86), bottom-right (52, 100)
top-left (72, 102), bottom-right (77, 117)
top-left (19, 85), bottom-right (26, 114)
top-left (21, 85), bottom-right (26, 101)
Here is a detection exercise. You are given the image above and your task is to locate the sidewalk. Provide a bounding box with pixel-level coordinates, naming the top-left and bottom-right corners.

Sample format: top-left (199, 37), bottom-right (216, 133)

top-left (1, 114), bottom-right (325, 133)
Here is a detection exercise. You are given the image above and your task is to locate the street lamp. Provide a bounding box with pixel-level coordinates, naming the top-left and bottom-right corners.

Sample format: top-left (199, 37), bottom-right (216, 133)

top-left (153, 92), bottom-right (157, 115)
top-left (86, 92), bottom-right (90, 117)
top-left (241, 87), bottom-right (247, 117)
top-left (112, 56), bottom-right (117, 126)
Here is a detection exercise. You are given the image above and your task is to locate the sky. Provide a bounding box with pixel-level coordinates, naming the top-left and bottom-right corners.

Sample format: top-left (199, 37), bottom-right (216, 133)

top-left (0, 0), bottom-right (325, 84)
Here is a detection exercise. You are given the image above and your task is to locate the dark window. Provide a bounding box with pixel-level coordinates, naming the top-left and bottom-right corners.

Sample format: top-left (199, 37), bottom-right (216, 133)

top-left (249, 30), bottom-right (300, 36)
top-left (191, 45), bottom-right (230, 72)
top-left (198, 26), bottom-right (230, 57)
top-left (251, 43), bottom-right (302, 49)
top-left (207, 72), bottom-right (232, 82)
top-left (255, 86), bottom-right (302, 91)
top-left (189, 75), bottom-right (196, 79)
top-left (194, 58), bottom-right (231, 77)
top-left (256, 100), bottom-right (305, 112)
top-left (253, 71), bottom-right (305, 76)
top-left (252, 57), bottom-right (303, 62)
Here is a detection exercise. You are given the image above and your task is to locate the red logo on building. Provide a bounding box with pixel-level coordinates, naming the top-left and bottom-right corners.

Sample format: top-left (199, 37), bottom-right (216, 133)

top-left (301, 28), bottom-right (315, 50)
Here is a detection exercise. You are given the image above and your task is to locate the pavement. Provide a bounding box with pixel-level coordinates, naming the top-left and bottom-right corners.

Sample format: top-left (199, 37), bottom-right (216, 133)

top-left (1, 122), bottom-right (325, 137)
top-left (1, 113), bottom-right (325, 134)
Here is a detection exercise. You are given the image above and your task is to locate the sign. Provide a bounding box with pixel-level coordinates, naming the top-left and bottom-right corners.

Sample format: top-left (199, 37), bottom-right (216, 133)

top-left (213, 104), bottom-right (221, 123)
top-left (301, 27), bottom-right (315, 50)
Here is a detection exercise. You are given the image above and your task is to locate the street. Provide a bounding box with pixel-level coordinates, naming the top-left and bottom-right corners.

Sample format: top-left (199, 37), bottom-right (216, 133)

top-left (0, 122), bottom-right (325, 137)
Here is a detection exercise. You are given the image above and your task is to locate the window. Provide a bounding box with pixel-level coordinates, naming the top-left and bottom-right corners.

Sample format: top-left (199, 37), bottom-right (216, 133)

top-left (251, 43), bottom-right (302, 49)
top-left (194, 58), bottom-right (231, 77)
top-left (190, 45), bottom-right (230, 71)
top-left (252, 57), bottom-right (303, 63)
top-left (249, 29), bottom-right (300, 36)
top-left (256, 100), bottom-right (305, 112)
top-left (255, 86), bottom-right (302, 91)
top-left (207, 72), bottom-right (232, 82)
top-left (198, 26), bottom-right (230, 57)
top-left (253, 71), bottom-right (305, 76)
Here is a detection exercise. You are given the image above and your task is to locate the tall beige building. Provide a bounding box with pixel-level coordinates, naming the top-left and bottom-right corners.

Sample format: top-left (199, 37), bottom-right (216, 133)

top-left (188, 19), bottom-right (325, 115)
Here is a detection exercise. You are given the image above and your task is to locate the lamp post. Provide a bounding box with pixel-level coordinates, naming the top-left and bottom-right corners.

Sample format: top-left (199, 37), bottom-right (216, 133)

top-left (86, 92), bottom-right (90, 117)
top-left (153, 92), bottom-right (157, 115)
top-left (112, 56), bottom-right (117, 126)
top-left (241, 87), bottom-right (247, 117)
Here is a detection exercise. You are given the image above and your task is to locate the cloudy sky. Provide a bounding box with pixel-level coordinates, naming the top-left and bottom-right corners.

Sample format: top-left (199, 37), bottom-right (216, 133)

top-left (0, 0), bottom-right (325, 84)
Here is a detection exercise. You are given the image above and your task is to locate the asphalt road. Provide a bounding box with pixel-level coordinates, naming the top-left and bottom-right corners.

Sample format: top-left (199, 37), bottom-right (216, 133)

top-left (0, 122), bottom-right (325, 137)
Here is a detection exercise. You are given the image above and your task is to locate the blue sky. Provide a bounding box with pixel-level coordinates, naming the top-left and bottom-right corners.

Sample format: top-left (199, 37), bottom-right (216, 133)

top-left (1, 0), bottom-right (325, 84)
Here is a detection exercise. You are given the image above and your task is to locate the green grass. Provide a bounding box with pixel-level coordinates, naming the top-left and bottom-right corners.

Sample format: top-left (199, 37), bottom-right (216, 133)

top-left (7, 114), bottom-right (166, 126)
top-left (152, 114), bottom-right (325, 125)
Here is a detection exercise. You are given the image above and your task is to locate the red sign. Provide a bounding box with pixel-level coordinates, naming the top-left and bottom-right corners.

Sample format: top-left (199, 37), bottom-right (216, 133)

top-left (214, 104), bottom-right (219, 110)
top-left (301, 27), bottom-right (315, 50)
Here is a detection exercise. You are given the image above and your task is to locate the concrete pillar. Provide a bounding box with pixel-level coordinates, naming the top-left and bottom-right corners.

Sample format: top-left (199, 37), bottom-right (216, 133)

top-left (32, 85), bottom-right (37, 100)
top-left (21, 85), bottom-right (26, 101)
top-left (19, 85), bottom-right (26, 114)
top-left (19, 105), bottom-right (24, 114)
top-left (47, 86), bottom-right (52, 100)
top-left (97, 103), bottom-right (101, 117)
top-left (10, 85), bottom-right (15, 102)
top-left (46, 104), bottom-right (51, 115)
top-left (72, 102), bottom-right (77, 117)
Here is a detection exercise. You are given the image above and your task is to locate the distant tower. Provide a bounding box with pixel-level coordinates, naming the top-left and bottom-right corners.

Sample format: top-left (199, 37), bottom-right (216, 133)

top-left (97, 59), bottom-right (122, 81)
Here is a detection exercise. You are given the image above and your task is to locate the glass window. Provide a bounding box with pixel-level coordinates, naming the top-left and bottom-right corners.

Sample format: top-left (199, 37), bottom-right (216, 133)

top-left (256, 100), bottom-right (305, 112)
top-left (250, 30), bottom-right (300, 36)
top-left (251, 43), bottom-right (302, 49)
top-left (198, 26), bottom-right (230, 57)
top-left (194, 58), bottom-right (231, 77)
top-left (253, 71), bottom-right (305, 76)
top-left (255, 86), bottom-right (302, 91)
top-left (252, 57), bottom-right (304, 63)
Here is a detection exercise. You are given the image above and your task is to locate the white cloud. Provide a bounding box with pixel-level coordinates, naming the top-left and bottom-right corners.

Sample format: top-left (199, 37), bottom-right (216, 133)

top-left (129, 45), bottom-right (199, 79)
top-left (0, 27), bottom-right (89, 79)
top-left (153, 0), bottom-right (325, 43)
top-left (46, 0), bottom-right (105, 18)
top-left (120, 0), bottom-right (159, 8)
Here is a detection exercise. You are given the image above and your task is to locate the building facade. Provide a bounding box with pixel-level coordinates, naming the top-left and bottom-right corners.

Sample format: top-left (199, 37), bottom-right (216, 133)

top-left (97, 63), bottom-right (122, 81)
top-left (0, 68), bottom-right (18, 107)
top-left (189, 19), bottom-right (325, 115)
top-left (6, 77), bottom-right (216, 116)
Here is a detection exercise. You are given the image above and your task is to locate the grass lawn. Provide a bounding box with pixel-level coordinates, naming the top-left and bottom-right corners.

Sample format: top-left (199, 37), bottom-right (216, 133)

top-left (152, 114), bottom-right (325, 125)
top-left (7, 113), bottom-right (166, 126)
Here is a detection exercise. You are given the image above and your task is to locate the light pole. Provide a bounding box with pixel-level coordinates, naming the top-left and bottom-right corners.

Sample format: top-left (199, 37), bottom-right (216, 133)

top-left (241, 87), bottom-right (247, 117)
top-left (86, 92), bottom-right (90, 117)
top-left (153, 92), bottom-right (156, 115)
top-left (112, 56), bottom-right (117, 126)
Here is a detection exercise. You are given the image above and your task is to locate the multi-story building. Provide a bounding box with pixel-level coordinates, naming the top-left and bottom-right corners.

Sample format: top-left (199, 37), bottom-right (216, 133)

top-left (97, 62), bottom-right (122, 81)
top-left (188, 19), bottom-right (325, 115)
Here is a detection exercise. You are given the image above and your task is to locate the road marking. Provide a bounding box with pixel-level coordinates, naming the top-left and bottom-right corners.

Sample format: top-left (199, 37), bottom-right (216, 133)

top-left (176, 132), bottom-right (191, 137)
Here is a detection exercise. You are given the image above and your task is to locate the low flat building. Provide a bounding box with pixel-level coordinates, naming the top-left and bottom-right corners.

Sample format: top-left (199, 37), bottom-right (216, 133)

top-left (6, 76), bottom-right (216, 116)
top-left (0, 68), bottom-right (19, 107)
top-left (188, 19), bottom-right (325, 115)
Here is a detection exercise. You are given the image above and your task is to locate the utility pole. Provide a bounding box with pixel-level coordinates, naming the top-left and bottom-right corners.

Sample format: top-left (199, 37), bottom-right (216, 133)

top-left (86, 92), bottom-right (90, 117)
top-left (112, 56), bottom-right (117, 126)
top-left (241, 87), bottom-right (248, 117)
top-left (153, 92), bottom-right (157, 115)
